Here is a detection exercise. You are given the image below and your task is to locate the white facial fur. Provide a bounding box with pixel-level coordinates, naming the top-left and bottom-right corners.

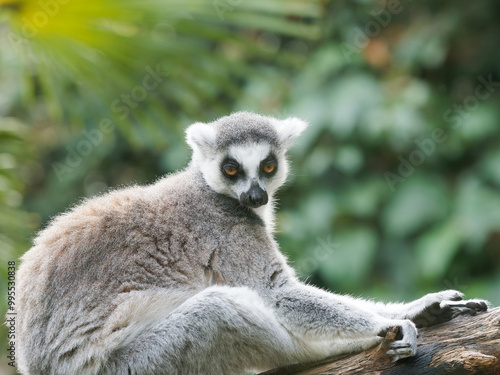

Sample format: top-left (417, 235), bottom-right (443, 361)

top-left (185, 114), bottom-right (307, 229)
top-left (193, 142), bottom-right (288, 229)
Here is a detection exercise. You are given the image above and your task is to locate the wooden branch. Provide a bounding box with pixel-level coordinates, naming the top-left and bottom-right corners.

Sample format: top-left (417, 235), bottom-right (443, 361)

top-left (261, 307), bottom-right (500, 375)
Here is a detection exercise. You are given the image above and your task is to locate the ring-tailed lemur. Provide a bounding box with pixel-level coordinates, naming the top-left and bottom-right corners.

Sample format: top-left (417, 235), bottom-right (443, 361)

top-left (16, 112), bottom-right (488, 375)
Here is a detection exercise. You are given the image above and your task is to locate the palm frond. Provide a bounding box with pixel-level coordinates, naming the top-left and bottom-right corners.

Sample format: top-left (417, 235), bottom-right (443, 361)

top-left (1, 0), bottom-right (324, 146)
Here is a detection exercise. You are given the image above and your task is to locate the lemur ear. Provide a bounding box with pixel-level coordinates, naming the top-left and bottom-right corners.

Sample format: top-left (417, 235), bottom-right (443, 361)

top-left (185, 122), bottom-right (216, 156)
top-left (273, 117), bottom-right (308, 149)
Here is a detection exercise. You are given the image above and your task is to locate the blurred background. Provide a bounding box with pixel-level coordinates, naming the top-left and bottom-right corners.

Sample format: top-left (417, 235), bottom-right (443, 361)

top-left (1, 0), bottom-right (499, 371)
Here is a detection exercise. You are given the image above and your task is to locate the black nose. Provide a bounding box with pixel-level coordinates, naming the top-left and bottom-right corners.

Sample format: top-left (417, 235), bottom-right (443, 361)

top-left (240, 183), bottom-right (268, 208)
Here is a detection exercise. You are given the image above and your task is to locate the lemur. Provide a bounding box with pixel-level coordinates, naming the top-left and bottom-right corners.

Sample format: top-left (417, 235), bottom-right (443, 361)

top-left (16, 112), bottom-right (488, 375)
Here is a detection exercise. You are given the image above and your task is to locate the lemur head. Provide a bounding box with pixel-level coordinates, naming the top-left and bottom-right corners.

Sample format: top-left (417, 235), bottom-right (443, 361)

top-left (186, 112), bottom-right (307, 210)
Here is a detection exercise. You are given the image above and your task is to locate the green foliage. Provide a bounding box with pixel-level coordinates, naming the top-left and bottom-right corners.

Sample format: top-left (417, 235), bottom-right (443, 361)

top-left (0, 117), bottom-right (33, 281)
top-left (275, 0), bottom-right (500, 304)
top-left (1, 1), bottom-right (499, 370)
top-left (2, 0), bottom-right (321, 147)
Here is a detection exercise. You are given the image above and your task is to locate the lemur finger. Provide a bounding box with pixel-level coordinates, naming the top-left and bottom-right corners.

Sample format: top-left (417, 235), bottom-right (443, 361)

top-left (449, 293), bottom-right (463, 301)
top-left (438, 290), bottom-right (464, 302)
top-left (387, 347), bottom-right (415, 360)
top-left (440, 299), bottom-right (489, 320)
top-left (441, 299), bottom-right (489, 311)
top-left (451, 307), bottom-right (477, 319)
top-left (386, 348), bottom-right (414, 356)
top-left (466, 300), bottom-right (488, 311)
top-left (389, 341), bottom-right (412, 349)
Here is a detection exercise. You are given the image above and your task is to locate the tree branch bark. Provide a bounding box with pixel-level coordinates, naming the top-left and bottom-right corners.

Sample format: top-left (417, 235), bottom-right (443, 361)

top-left (261, 306), bottom-right (500, 375)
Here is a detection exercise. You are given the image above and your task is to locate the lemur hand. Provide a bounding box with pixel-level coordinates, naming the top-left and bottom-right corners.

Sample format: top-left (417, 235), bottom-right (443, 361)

top-left (411, 290), bottom-right (488, 328)
top-left (378, 319), bottom-right (418, 362)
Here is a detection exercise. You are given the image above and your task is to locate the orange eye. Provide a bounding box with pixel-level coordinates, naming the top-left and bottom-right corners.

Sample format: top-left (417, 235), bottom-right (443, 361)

top-left (263, 163), bottom-right (275, 173)
top-left (224, 166), bottom-right (238, 176)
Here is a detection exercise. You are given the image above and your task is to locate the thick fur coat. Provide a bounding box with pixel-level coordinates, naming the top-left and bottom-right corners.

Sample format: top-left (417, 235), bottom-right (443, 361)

top-left (15, 112), bottom-right (488, 375)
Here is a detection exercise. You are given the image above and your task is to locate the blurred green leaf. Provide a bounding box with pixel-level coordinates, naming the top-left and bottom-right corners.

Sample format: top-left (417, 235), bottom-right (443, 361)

top-left (340, 178), bottom-right (386, 217)
top-left (334, 145), bottom-right (364, 174)
top-left (415, 219), bottom-right (463, 280)
top-left (301, 191), bottom-right (337, 235)
top-left (480, 145), bottom-right (500, 187)
top-left (327, 75), bottom-right (381, 139)
top-left (455, 175), bottom-right (500, 251)
top-left (382, 175), bottom-right (449, 237)
top-left (318, 227), bottom-right (377, 287)
top-left (1, 0), bottom-right (323, 144)
top-left (455, 106), bottom-right (498, 142)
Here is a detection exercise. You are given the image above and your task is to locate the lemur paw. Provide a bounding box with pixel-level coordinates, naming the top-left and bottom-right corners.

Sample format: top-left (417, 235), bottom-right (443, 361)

top-left (411, 290), bottom-right (489, 328)
top-left (378, 320), bottom-right (417, 362)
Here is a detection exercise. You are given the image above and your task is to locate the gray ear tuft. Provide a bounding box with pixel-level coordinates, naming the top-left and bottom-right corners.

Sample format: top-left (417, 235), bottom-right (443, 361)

top-left (273, 117), bottom-right (308, 149)
top-left (185, 122), bottom-right (216, 155)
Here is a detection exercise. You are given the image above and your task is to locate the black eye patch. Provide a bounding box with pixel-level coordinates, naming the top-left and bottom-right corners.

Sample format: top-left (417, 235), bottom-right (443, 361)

top-left (221, 158), bottom-right (243, 180)
top-left (260, 153), bottom-right (278, 176)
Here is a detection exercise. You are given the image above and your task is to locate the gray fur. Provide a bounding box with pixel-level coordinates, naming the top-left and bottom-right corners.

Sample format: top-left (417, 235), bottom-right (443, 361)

top-left (212, 111), bottom-right (281, 149)
top-left (15, 112), bottom-right (488, 374)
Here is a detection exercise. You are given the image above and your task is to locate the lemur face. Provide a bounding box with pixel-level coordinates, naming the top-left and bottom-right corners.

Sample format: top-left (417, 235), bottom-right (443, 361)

top-left (185, 112), bottom-right (307, 209)
top-left (220, 143), bottom-right (280, 208)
